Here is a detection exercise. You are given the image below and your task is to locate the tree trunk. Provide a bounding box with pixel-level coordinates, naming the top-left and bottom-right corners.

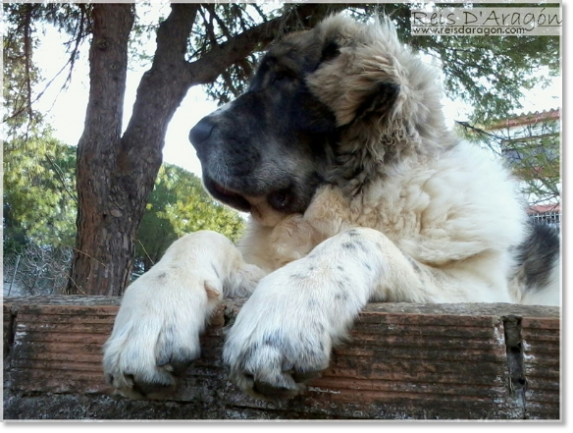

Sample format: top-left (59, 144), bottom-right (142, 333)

top-left (68, 4), bottom-right (201, 296)
top-left (68, 3), bottom-right (344, 296)
top-left (68, 4), bottom-right (135, 295)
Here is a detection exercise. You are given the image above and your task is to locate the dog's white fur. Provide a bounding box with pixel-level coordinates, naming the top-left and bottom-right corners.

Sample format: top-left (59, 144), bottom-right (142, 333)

top-left (103, 15), bottom-right (559, 399)
top-left (103, 231), bottom-right (264, 398)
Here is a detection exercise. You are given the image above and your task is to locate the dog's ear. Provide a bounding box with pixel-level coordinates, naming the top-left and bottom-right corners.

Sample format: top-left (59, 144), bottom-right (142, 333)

top-left (353, 82), bottom-right (400, 123)
top-left (307, 43), bottom-right (402, 127)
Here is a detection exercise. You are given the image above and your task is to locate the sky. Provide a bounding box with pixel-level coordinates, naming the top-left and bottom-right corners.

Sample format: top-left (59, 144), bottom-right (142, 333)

top-left (34, 7), bottom-right (217, 177)
top-left (33, 5), bottom-right (562, 179)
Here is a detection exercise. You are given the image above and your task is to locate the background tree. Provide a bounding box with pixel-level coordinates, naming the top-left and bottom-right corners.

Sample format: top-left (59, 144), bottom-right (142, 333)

top-left (3, 133), bottom-right (76, 297)
top-left (4, 6), bottom-right (76, 251)
top-left (4, 9), bottom-right (243, 292)
top-left (2, 143), bottom-right (243, 294)
top-left (3, 2), bottom-right (560, 296)
top-left (3, 133), bottom-right (77, 252)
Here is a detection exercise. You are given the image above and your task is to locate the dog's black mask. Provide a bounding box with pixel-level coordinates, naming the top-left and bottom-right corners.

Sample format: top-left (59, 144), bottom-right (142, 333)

top-left (189, 33), bottom-right (339, 215)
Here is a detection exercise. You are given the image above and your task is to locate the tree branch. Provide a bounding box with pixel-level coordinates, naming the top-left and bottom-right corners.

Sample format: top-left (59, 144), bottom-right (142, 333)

top-left (186, 3), bottom-right (347, 85)
top-left (22, 3), bottom-right (34, 125)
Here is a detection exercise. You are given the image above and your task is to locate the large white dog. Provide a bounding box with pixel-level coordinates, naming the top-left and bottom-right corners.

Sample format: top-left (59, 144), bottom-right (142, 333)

top-left (103, 14), bottom-right (560, 400)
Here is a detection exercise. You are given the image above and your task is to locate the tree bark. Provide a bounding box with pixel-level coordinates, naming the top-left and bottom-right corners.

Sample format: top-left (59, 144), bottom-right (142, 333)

top-left (68, 3), bottom-right (345, 296)
top-left (68, 4), bottom-right (135, 295)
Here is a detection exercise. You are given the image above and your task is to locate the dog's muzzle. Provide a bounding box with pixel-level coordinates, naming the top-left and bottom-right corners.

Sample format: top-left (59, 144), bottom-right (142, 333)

top-left (189, 118), bottom-right (297, 226)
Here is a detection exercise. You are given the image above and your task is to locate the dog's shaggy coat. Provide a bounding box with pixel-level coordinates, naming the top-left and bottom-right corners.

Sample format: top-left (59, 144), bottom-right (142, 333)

top-left (103, 14), bottom-right (560, 400)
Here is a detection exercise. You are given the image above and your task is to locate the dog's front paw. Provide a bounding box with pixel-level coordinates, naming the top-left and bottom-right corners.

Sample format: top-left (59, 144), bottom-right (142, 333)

top-left (223, 312), bottom-right (330, 399)
top-left (103, 273), bottom-right (215, 399)
top-left (222, 270), bottom-right (336, 400)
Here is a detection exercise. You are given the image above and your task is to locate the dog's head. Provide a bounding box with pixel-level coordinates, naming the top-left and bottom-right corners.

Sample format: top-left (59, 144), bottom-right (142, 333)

top-left (189, 14), bottom-right (450, 226)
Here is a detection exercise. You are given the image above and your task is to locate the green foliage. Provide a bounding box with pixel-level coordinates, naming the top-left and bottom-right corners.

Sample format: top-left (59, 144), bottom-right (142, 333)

top-left (4, 3), bottom-right (247, 275)
top-left (2, 132), bottom-right (244, 269)
top-left (2, 5), bottom-right (43, 132)
top-left (135, 163), bottom-right (245, 272)
top-left (2, 128), bottom-right (243, 269)
top-left (3, 131), bottom-right (77, 253)
top-left (3, 3), bottom-right (87, 257)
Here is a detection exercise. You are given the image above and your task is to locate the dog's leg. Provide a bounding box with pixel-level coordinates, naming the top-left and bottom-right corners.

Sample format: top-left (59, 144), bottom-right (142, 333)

top-left (103, 231), bottom-right (265, 399)
top-left (223, 227), bottom-right (432, 399)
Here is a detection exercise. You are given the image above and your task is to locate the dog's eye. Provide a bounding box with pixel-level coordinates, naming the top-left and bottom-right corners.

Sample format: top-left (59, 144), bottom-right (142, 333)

top-left (268, 188), bottom-right (292, 211)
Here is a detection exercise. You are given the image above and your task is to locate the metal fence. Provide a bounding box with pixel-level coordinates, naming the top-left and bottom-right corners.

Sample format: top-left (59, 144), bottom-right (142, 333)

top-left (529, 211), bottom-right (560, 228)
top-left (3, 246), bottom-right (72, 297)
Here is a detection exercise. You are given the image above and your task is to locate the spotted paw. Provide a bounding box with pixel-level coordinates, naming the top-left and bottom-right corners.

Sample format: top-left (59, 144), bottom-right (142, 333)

top-left (222, 266), bottom-right (336, 399)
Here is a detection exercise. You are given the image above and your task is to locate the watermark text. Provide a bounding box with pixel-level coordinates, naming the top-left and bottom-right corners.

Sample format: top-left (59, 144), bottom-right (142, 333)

top-left (411, 8), bottom-right (561, 36)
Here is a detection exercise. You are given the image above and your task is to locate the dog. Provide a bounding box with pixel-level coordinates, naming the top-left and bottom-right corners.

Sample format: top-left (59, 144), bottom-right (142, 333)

top-left (103, 13), bottom-right (560, 400)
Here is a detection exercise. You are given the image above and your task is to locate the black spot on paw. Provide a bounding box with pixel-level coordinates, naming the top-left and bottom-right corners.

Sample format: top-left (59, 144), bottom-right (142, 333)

top-left (407, 257), bottom-right (421, 274)
top-left (355, 240), bottom-right (368, 253)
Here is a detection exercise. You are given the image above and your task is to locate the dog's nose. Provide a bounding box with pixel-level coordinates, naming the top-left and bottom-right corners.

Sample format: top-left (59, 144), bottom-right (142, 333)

top-left (189, 118), bottom-right (215, 149)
